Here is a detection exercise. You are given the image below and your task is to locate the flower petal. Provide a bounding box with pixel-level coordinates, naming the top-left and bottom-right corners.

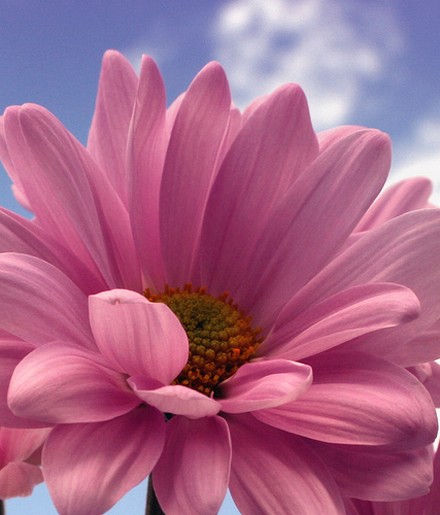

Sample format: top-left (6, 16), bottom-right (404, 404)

top-left (89, 289), bottom-right (188, 383)
top-left (311, 440), bottom-right (433, 501)
top-left (0, 462), bottom-right (43, 499)
top-left (128, 379), bottom-right (220, 419)
top-left (254, 351), bottom-right (437, 450)
top-left (43, 407), bottom-right (165, 515)
top-left (0, 427), bottom-right (51, 466)
top-left (160, 62), bottom-right (231, 285)
top-left (218, 359), bottom-right (312, 413)
top-left (238, 127), bottom-right (391, 327)
top-left (262, 282), bottom-right (420, 360)
top-left (87, 50), bottom-right (137, 203)
top-left (199, 83), bottom-right (318, 297)
top-left (227, 414), bottom-right (345, 514)
top-left (9, 342), bottom-right (139, 424)
top-left (0, 253), bottom-right (93, 349)
top-left (153, 416), bottom-right (231, 515)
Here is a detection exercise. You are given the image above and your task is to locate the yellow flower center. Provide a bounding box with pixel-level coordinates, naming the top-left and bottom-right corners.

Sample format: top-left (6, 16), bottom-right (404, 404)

top-left (145, 285), bottom-right (261, 396)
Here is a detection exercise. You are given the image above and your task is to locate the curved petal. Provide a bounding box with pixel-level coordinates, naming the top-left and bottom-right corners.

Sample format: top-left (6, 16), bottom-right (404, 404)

top-left (9, 342), bottom-right (139, 424)
top-left (127, 55), bottom-right (167, 288)
top-left (87, 50), bottom-right (137, 203)
top-left (422, 362), bottom-right (440, 406)
top-left (227, 414), bottom-right (345, 514)
top-left (254, 351), bottom-right (438, 450)
top-left (311, 440), bottom-right (433, 501)
top-left (356, 177), bottom-right (433, 232)
top-left (218, 359), bottom-right (312, 413)
top-left (262, 282), bottom-right (420, 360)
top-left (0, 427), bottom-right (51, 466)
top-left (0, 253), bottom-right (93, 349)
top-left (199, 83), bottom-right (318, 297)
top-left (286, 209), bottom-right (440, 364)
top-left (4, 104), bottom-right (141, 291)
top-left (128, 379), bottom-right (220, 419)
top-left (89, 289), bottom-right (188, 383)
top-left (160, 61), bottom-right (231, 286)
top-left (43, 407), bottom-right (165, 515)
top-left (0, 462), bottom-right (43, 499)
top-left (154, 416), bottom-right (231, 515)
top-left (238, 127), bottom-right (391, 328)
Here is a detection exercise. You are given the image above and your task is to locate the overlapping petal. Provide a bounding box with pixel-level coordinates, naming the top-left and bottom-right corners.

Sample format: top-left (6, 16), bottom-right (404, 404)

top-left (43, 407), bottom-right (165, 515)
top-left (0, 462), bottom-right (43, 499)
top-left (153, 416), bottom-right (231, 515)
top-left (9, 342), bottom-right (139, 424)
top-left (254, 351), bottom-right (437, 449)
top-left (89, 289), bottom-right (188, 383)
top-left (218, 358), bottom-right (312, 413)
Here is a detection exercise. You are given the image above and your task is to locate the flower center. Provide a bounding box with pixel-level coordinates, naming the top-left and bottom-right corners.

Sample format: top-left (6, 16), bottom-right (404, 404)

top-left (144, 285), bottom-right (261, 396)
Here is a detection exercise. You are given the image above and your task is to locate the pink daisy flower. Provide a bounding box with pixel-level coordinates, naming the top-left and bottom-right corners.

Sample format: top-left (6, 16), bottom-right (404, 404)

top-left (0, 51), bottom-right (440, 513)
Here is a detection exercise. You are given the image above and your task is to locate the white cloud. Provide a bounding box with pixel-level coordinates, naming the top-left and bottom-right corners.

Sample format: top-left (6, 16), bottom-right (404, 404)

top-left (213, 0), bottom-right (403, 130)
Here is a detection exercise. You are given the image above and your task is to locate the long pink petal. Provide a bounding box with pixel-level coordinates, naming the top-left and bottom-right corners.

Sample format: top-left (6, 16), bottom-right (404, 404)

top-left (286, 209), bottom-right (440, 364)
top-left (128, 379), bottom-right (220, 419)
top-left (0, 427), bottom-right (51, 466)
top-left (0, 253), bottom-right (93, 349)
top-left (89, 289), bottom-right (188, 383)
top-left (227, 414), bottom-right (345, 514)
top-left (262, 282), bottom-right (420, 360)
top-left (356, 177), bottom-right (433, 232)
top-left (153, 416), bottom-right (231, 514)
top-left (237, 127), bottom-right (391, 328)
top-left (4, 104), bottom-right (141, 291)
top-left (160, 62), bottom-right (231, 286)
top-left (87, 50), bottom-right (137, 203)
top-left (311, 440), bottom-right (433, 501)
top-left (254, 351), bottom-right (437, 449)
top-left (9, 342), bottom-right (139, 424)
top-left (127, 55), bottom-right (167, 289)
top-left (43, 407), bottom-right (165, 515)
top-left (218, 359), bottom-right (312, 413)
top-left (199, 83), bottom-right (318, 297)
top-left (0, 462), bottom-right (43, 499)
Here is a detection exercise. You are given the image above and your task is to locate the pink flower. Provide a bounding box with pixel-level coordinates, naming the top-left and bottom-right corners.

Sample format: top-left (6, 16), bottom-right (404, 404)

top-left (0, 426), bottom-right (50, 499)
top-left (1, 51), bottom-right (440, 513)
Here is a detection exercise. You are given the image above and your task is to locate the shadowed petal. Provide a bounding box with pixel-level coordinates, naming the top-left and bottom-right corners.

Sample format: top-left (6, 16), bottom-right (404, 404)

top-left (128, 379), bottom-right (220, 419)
top-left (154, 416), bottom-right (231, 515)
top-left (254, 351), bottom-right (437, 450)
top-left (43, 407), bottom-right (165, 515)
top-left (0, 462), bottom-right (43, 499)
top-left (218, 359), bottom-right (312, 413)
top-left (89, 289), bottom-right (188, 383)
top-left (227, 414), bottom-right (345, 514)
top-left (9, 342), bottom-right (139, 424)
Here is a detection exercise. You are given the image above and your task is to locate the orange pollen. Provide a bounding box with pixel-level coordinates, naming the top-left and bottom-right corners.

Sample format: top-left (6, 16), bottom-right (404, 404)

top-left (144, 284), bottom-right (262, 396)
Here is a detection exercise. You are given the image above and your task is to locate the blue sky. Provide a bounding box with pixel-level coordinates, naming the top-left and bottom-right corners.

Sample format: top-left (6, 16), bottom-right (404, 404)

top-left (1, 0), bottom-right (440, 513)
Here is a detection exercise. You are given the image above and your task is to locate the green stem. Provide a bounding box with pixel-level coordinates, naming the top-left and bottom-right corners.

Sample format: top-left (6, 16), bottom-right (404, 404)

top-left (145, 476), bottom-right (165, 515)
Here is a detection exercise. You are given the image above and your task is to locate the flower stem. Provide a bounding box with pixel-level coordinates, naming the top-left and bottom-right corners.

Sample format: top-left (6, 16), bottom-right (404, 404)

top-left (145, 476), bottom-right (165, 515)
top-left (0, 500), bottom-right (4, 515)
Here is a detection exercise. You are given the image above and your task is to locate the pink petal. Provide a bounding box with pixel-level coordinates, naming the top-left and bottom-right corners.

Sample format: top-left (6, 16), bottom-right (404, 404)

top-left (43, 407), bottom-right (165, 515)
top-left (287, 209), bottom-right (440, 364)
top-left (254, 351), bottom-right (437, 449)
top-left (311, 440), bottom-right (433, 501)
top-left (262, 282), bottom-right (420, 360)
top-left (421, 362), bottom-right (440, 406)
top-left (237, 127), bottom-right (391, 328)
top-left (356, 177), bottom-right (433, 232)
top-left (4, 104), bottom-right (141, 291)
top-left (87, 50), bottom-right (137, 203)
top-left (126, 55), bottom-right (167, 289)
top-left (9, 342), bottom-right (139, 424)
top-left (89, 289), bottom-right (188, 383)
top-left (0, 253), bottom-right (94, 349)
top-left (128, 379), bottom-right (220, 419)
top-left (0, 462), bottom-right (43, 499)
top-left (199, 83), bottom-right (318, 297)
top-left (218, 359), bottom-right (312, 413)
top-left (0, 427), bottom-right (51, 466)
top-left (153, 416), bottom-right (231, 515)
top-left (227, 414), bottom-right (345, 514)
top-left (160, 62), bottom-right (231, 286)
